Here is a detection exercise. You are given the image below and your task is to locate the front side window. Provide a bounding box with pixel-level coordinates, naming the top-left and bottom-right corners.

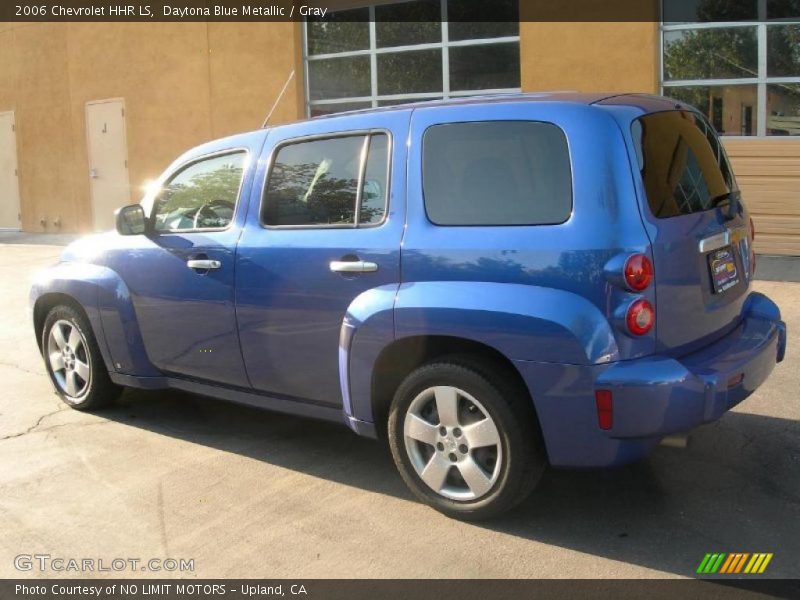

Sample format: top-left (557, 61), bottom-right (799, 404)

top-left (152, 152), bottom-right (246, 232)
top-left (422, 121), bottom-right (572, 226)
top-left (263, 133), bottom-right (389, 227)
top-left (305, 0), bottom-right (520, 117)
top-left (635, 110), bottom-right (736, 218)
top-left (661, 0), bottom-right (800, 136)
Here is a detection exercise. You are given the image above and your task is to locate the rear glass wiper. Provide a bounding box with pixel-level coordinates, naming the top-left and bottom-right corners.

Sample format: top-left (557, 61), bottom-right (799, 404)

top-left (710, 190), bottom-right (735, 206)
top-left (710, 190), bottom-right (741, 220)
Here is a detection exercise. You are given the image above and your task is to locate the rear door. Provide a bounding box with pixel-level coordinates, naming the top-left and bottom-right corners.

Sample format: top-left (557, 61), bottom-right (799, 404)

top-left (632, 110), bottom-right (754, 354)
top-left (235, 110), bottom-right (410, 406)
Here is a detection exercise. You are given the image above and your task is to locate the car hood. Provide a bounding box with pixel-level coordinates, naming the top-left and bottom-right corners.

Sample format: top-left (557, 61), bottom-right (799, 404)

top-left (60, 231), bottom-right (118, 264)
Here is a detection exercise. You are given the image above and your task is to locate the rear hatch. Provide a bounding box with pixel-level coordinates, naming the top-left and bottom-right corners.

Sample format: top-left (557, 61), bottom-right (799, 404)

top-left (632, 110), bottom-right (755, 355)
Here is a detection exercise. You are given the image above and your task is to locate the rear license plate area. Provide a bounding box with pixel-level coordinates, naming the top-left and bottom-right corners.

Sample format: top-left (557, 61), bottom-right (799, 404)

top-left (708, 246), bottom-right (740, 294)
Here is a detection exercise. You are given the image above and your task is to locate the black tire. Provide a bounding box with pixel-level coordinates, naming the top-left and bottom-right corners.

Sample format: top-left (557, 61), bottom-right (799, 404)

top-left (41, 304), bottom-right (122, 411)
top-left (388, 359), bottom-right (546, 520)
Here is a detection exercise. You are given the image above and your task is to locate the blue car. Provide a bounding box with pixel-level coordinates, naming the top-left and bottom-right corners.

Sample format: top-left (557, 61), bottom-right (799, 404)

top-left (31, 93), bottom-right (786, 519)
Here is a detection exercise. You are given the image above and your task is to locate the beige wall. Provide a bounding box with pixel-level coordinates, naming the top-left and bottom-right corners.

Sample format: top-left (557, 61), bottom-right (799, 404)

top-left (0, 22), bottom-right (302, 233)
top-left (724, 139), bottom-right (800, 256)
top-left (520, 21), bottom-right (659, 95)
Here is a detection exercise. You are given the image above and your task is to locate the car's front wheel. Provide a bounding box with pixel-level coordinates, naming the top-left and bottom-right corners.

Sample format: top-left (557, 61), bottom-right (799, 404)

top-left (388, 360), bottom-right (546, 520)
top-left (42, 304), bottom-right (122, 411)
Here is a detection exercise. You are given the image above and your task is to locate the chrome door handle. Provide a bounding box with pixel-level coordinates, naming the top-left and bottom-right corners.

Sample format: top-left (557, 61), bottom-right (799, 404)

top-left (329, 260), bottom-right (378, 273)
top-left (187, 259), bottom-right (221, 270)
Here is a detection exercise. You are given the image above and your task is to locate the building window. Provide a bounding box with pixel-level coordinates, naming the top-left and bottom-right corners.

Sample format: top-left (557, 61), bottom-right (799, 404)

top-left (304, 0), bottom-right (520, 117)
top-left (662, 0), bottom-right (800, 136)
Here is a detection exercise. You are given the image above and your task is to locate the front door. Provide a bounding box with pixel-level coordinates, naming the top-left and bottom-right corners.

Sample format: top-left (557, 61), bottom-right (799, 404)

top-left (106, 148), bottom-right (254, 386)
top-left (236, 111), bottom-right (410, 405)
top-left (86, 99), bottom-right (131, 231)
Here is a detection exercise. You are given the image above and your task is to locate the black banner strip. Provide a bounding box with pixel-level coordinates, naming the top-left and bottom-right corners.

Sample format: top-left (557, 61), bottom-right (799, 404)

top-left (3, 579), bottom-right (800, 600)
top-left (1, 0), bottom-right (798, 23)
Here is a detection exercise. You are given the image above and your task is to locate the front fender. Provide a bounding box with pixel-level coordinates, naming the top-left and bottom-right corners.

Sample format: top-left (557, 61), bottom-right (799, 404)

top-left (31, 262), bottom-right (159, 376)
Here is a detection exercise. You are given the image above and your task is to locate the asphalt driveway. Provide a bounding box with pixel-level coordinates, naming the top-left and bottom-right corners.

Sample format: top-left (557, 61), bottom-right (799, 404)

top-left (1, 242), bottom-right (798, 579)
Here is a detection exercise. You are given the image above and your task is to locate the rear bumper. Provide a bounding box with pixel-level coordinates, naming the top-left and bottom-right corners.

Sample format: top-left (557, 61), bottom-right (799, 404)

top-left (515, 292), bottom-right (786, 468)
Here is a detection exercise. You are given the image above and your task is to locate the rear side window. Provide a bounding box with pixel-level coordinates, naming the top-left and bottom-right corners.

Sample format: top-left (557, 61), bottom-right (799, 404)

top-left (263, 133), bottom-right (389, 227)
top-left (422, 121), bottom-right (572, 226)
top-left (634, 110), bottom-right (735, 219)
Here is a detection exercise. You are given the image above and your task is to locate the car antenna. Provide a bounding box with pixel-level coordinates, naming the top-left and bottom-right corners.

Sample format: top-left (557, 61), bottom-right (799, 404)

top-left (262, 69), bottom-right (295, 128)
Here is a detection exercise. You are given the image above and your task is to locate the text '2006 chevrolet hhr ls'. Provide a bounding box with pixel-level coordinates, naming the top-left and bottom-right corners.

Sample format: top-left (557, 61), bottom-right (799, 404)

top-left (31, 93), bottom-right (786, 519)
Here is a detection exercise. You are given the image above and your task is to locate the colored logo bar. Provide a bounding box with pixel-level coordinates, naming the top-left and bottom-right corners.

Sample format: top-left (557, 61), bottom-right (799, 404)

top-left (697, 553), bottom-right (773, 574)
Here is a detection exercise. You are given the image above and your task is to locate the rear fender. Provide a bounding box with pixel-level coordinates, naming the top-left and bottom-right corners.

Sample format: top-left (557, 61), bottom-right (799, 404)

top-left (341, 281), bottom-right (619, 428)
top-left (340, 284), bottom-right (398, 434)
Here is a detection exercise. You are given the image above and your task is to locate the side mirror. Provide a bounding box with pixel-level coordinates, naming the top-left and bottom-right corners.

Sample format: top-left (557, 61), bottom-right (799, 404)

top-left (115, 204), bottom-right (147, 235)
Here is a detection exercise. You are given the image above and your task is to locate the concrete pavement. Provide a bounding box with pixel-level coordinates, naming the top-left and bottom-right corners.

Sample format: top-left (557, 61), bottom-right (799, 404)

top-left (0, 243), bottom-right (798, 579)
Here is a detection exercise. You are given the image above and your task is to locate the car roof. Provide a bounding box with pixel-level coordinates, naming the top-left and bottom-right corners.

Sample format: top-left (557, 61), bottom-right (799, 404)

top-left (309, 92), bottom-right (684, 120)
top-left (185, 93), bottom-right (690, 158)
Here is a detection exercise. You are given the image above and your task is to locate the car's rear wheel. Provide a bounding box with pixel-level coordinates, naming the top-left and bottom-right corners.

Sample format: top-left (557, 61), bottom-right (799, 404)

top-left (388, 360), bottom-right (546, 520)
top-left (42, 305), bottom-right (122, 411)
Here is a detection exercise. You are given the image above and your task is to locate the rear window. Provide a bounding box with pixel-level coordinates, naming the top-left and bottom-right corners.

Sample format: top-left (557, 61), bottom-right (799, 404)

top-left (634, 110), bottom-right (735, 219)
top-left (422, 121), bottom-right (572, 226)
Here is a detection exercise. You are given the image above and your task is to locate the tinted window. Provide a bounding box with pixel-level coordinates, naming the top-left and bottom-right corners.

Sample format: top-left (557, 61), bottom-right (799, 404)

top-left (634, 111), bottom-right (735, 219)
top-left (263, 133), bottom-right (389, 227)
top-left (422, 121), bottom-right (571, 226)
top-left (152, 152), bottom-right (245, 232)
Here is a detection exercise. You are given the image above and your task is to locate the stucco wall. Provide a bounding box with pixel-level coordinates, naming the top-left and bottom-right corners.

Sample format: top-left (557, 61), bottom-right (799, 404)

top-left (519, 21), bottom-right (659, 95)
top-left (0, 22), bottom-right (302, 232)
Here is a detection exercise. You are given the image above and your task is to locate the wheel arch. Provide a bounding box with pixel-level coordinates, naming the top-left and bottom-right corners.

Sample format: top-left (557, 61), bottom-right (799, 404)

top-left (367, 335), bottom-right (544, 452)
top-left (30, 262), bottom-right (159, 377)
top-left (33, 292), bottom-right (90, 352)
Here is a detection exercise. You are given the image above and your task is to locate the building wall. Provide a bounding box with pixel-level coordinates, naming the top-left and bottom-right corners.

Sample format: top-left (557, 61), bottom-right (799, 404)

top-left (1, 18), bottom-right (799, 255)
top-left (724, 139), bottom-right (800, 256)
top-left (0, 22), bottom-right (302, 233)
top-left (519, 21), bottom-right (659, 95)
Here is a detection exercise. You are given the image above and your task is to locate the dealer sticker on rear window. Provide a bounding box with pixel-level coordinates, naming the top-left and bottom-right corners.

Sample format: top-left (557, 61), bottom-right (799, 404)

top-left (708, 247), bottom-right (740, 294)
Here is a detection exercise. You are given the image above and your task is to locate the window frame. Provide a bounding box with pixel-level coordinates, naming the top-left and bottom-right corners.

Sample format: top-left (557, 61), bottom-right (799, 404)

top-left (660, 0), bottom-right (800, 138)
top-left (149, 148), bottom-right (249, 235)
top-left (302, 0), bottom-right (522, 117)
top-left (420, 119), bottom-right (574, 228)
top-left (259, 128), bottom-right (393, 230)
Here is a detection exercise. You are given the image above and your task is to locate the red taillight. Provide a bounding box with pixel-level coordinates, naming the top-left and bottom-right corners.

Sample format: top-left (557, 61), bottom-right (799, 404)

top-left (626, 298), bottom-right (655, 335)
top-left (595, 390), bottom-right (613, 430)
top-left (624, 254), bottom-right (653, 291)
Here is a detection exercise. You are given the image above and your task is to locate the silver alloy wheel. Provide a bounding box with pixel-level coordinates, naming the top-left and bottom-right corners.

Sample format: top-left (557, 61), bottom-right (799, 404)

top-left (403, 385), bottom-right (503, 501)
top-left (47, 319), bottom-right (91, 399)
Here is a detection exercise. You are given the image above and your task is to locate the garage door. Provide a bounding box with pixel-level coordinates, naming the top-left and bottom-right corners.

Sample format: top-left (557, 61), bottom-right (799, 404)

top-left (724, 139), bottom-right (800, 256)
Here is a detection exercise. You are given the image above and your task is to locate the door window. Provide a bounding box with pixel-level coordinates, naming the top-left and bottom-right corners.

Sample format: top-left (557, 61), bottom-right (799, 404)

top-left (152, 151), bottom-right (246, 232)
top-left (263, 133), bottom-right (389, 227)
